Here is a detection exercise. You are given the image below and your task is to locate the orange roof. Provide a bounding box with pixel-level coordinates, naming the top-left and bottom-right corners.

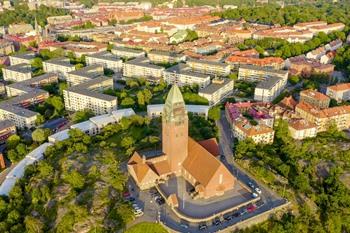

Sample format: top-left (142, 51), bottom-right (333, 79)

top-left (328, 83), bottom-right (350, 92)
top-left (235, 121), bottom-right (274, 137)
top-left (296, 101), bottom-right (350, 118)
top-left (149, 160), bottom-right (171, 176)
top-left (300, 89), bottom-right (330, 101)
top-left (226, 55), bottom-right (284, 66)
top-left (198, 138), bottom-right (220, 157)
top-left (289, 118), bottom-right (316, 130)
top-left (278, 96), bottom-right (297, 110)
top-left (183, 137), bottom-right (234, 188)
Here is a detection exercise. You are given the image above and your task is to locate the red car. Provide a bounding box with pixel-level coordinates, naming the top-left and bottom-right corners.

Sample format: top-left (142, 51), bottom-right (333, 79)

top-left (123, 191), bottom-right (131, 198)
top-left (246, 204), bottom-right (256, 213)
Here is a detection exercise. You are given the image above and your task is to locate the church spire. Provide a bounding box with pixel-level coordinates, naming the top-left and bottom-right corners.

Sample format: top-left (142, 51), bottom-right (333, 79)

top-left (163, 85), bottom-right (187, 123)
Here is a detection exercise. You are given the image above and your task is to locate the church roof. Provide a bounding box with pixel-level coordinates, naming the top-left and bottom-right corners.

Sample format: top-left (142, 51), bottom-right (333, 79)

top-left (183, 137), bottom-right (232, 188)
top-left (163, 85), bottom-right (187, 122)
top-left (198, 138), bottom-right (220, 157)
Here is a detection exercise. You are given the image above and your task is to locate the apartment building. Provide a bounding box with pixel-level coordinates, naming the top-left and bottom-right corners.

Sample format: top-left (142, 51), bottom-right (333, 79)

top-left (2, 63), bottom-right (32, 82)
top-left (199, 78), bottom-right (234, 105)
top-left (326, 83), bottom-right (350, 103)
top-left (288, 118), bottom-right (317, 140)
top-left (225, 102), bottom-right (275, 144)
top-left (0, 40), bottom-right (14, 55)
top-left (295, 101), bottom-right (350, 132)
top-left (225, 56), bottom-right (285, 70)
top-left (186, 58), bottom-right (231, 77)
top-left (232, 119), bottom-right (275, 144)
top-left (63, 77), bottom-right (117, 115)
top-left (0, 120), bottom-right (16, 143)
top-left (300, 89), bottom-right (330, 109)
top-left (6, 73), bottom-right (58, 97)
top-left (148, 50), bottom-right (186, 64)
top-left (286, 56), bottom-right (335, 76)
top-left (123, 57), bottom-right (165, 83)
top-left (43, 57), bottom-right (76, 80)
top-left (238, 64), bottom-right (288, 82)
top-left (0, 73), bottom-right (58, 129)
top-left (86, 51), bottom-right (123, 73)
top-left (111, 46), bottom-right (145, 59)
top-left (254, 76), bottom-right (287, 102)
top-left (9, 52), bottom-right (35, 65)
top-left (67, 64), bottom-right (104, 86)
top-left (163, 63), bottom-right (210, 88)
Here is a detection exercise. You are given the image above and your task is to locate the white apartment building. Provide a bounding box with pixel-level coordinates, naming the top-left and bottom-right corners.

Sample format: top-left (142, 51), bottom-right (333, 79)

top-left (148, 50), bottom-right (186, 64)
top-left (86, 51), bottom-right (123, 73)
top-left (2, 63), bottom-right (32, 82)
top-left (9, 52), bottom-right (35, 65)
top-left (123, 57), bottom-right (164, 82)
top-left (186, 58), bottom-right (231, 77)
top-left (63, 77), bottom-right (117, 115)
top-left (199, 78), bottom-right (234, 105)
top-left (238, 64), bottom-right (288, 82)
top-left (163, 64), bottom-right (210, 88)
top-left (254, 76), bottom-right (287, 102)
top-left (67, 64), bottom-right (104, 86)
top-left (111, 46), bottom-right (145, 59)
top-left (326, 83), bottom-right (350, 103)
top-left (43, 57), bottom-right (76, 80)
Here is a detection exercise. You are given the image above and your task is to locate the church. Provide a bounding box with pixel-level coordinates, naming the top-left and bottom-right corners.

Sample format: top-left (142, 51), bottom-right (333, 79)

top-left (128, 85), bottom-right (236, 199)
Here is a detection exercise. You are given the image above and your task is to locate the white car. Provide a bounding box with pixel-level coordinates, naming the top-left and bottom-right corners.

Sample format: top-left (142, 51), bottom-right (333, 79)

top-left (251, 192), bottom-right (258, 198)
top-left (255, 187), bottom-right (262, 194)
top-left (134, 210), bottom-right (144, 217)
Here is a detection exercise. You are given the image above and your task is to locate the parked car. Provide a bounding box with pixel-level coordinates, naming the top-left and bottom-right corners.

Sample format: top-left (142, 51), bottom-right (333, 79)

top-left (212, 217), bottom-right (221, 226)
top-left (223, 213), bottom-right (233, 221)
top-left (133, 210), bottom-right (144, 217)
top-left (232, 211), bottom-right (240, 217)
top-left (248, 181), bottom-right (255, 189)
top-left (198, 223), bottom-right (207, 230)
top-left (251, 192), bottom-right (258, 198)
top-left (255, 187), bottom-right (262, 194)
top-left (246, 204), bottom-right (257, 213)
top-left (156, 197), bottom-right (165, 205)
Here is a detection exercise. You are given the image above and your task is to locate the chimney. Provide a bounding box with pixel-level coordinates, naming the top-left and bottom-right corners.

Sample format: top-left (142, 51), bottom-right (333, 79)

top-left (142, 155), bottom-right (146, 164)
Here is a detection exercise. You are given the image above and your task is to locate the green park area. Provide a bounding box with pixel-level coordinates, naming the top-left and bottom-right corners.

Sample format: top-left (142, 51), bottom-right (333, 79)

top-left (125, 222), bottom-right (168, 233)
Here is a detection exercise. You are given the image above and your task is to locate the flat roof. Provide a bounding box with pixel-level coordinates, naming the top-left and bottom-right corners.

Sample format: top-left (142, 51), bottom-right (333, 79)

top-left (43, 57), bottom-right (75, 67)
top-left (239, 64), bottom-right (288, 75)
top-left (0, 119), bottom-right (15, 130)
top-left (68, 64), bottom-right (103, 79)
top-left (111, 108), bottom-right (135, 120)
top-left (187, 58), bottom-right (230, 68)
top-left (165, 63), bottom-right (210, 79)
top-left (48, 129), bottom-right (70, 143)
top-left (71, 120), bottom-right (97, 132)
top-left (4, 63), bottom-right (31, 73)
top-left (90, 114), bottom-right (117, 127)
top-left (10, 52), bottom-right (35, 60)
top-left (256, 76), bottom-right (282, 89)
top-left (112, 46), bottom-right (145, 54)
top-left (86, 51), bottom-right (122, 62)
top-left (199, 79), bottom-right (232, 94)
top-left (125, 57), bottom-right (165, 70)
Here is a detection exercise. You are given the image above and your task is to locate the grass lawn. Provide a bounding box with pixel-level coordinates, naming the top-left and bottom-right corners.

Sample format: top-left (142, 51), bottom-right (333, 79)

top-left (125, 222), bottom-right (168, 233)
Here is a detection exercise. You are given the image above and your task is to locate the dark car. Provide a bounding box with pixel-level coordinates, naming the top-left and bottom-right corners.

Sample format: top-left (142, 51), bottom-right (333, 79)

top-left (198, 223), bottom-right (207, 230)
top-left (212, 217), bottom-right (221, 226)
top-left (232, 211), bottom-right (240, 217)
top-left (223, 213), bottom-right (233, 221)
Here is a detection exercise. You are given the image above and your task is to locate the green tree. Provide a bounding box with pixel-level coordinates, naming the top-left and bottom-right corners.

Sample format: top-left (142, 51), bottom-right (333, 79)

top-left (71, 110), bottom-right (94, 123)
top-left (120, 97), bottom-right (136, 108)
top-left (64, 171), bottom-right (85, 190)
top-left (208, 106), bottom-right (221, 121)
top-left (24, 216), bottom-right (44, 233)
top-left (32, 128), bottom-right (51, 144)
top-left (7, 134), bottom-right (20, 149)
top-left (136, 91), bottom-right (145, 106)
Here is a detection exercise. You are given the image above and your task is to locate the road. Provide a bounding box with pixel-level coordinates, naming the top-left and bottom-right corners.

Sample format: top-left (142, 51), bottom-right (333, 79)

top-left (217, 112), bottom-right (281, 209)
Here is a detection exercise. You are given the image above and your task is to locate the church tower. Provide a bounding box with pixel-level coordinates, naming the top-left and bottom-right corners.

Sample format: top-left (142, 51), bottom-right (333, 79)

top-left (162, 85), bottom-right (188, 175)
